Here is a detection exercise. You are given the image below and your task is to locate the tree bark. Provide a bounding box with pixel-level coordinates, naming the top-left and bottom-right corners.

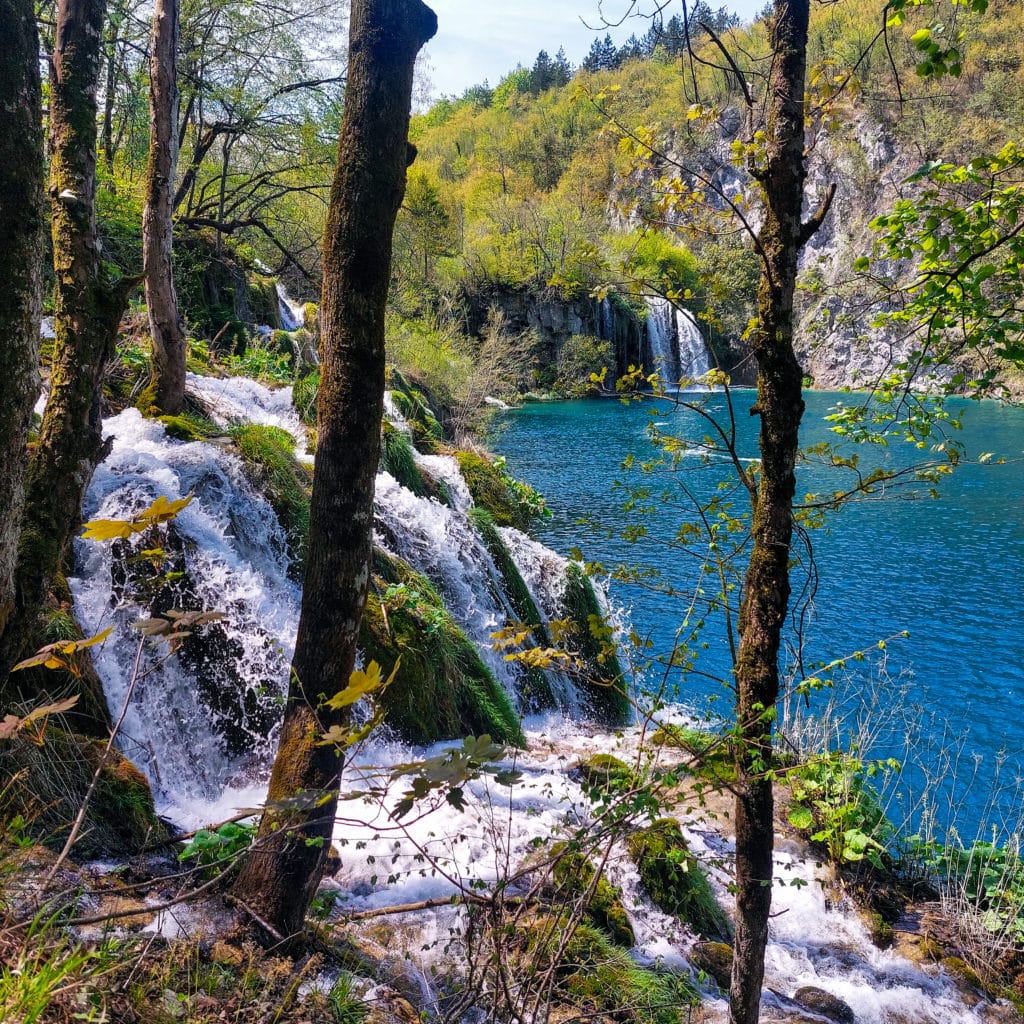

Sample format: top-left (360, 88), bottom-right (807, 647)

top-left (231, 0), bottom-right (437, 941)
top-left (143, 0), bottom-right (187, 414)
top-left (728, 1), bottom-right (822, 1021)
top-left (0, 0), bottom-right (131, 685)
top-left (0, 0), bottom-right (46, 639)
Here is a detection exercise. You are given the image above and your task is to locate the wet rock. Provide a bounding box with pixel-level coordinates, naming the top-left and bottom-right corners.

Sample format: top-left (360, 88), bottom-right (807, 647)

top-left (792, 986), bottom-right (856, 1024)
top-left (691, 940), bottom-right (733, 990)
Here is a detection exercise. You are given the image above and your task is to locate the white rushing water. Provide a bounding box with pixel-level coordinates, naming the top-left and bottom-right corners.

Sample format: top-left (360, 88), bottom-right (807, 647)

top-left (70, 374), bottom-right (1002, 1023)
top-left (276, 282), bottom-right (306, 331)
top-left (645, 296), bottom-right (711, 386)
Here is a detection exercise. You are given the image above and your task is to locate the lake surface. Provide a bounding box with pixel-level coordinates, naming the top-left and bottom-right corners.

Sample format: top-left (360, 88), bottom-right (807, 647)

top-left (492, 390), bottom-right (1024, 841)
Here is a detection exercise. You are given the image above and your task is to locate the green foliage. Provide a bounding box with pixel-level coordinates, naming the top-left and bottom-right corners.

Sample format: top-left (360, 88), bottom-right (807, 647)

top-left (549, 843), bottom-right (635, 946)
top-left (456, 451), bottom-right (532, 528)
top-left (626, 818), bottom-right (731, 940)
top-left (618, 230), bottom-right (699, 297)
top-left (555, 335), bottom-right (613, 397)
top-left (937, 839), bottom-right (1024, 945)
top-left (223, 334), bottom-right (294, 383)
top-left (293, 371), bottom-right (319, 426)
top-left (178, 820), bottom-right (257, 875)
top-left (230, 424), bottom-right (311, 568)
top-left (327, 973), bottom-right (368, 1024)
top-left (786, 751), bottom-right (898, 870)
top-left (158, 412), bottom-right (217, 442)
top-left (380, 423), bottom-right (427, 496)
top-left (525, 919), bottom-right (696, 1023)
top-left (576, 753), bottom-right (637, 795)
top-left (865, 142), bottom-right (1024, 378)
top-left (360, 549), bottom-right (525, 747)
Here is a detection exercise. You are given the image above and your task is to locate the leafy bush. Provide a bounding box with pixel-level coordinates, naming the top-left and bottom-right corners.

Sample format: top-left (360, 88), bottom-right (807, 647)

top-left (555, 334), bottom-right (614, 396)
top-left (178, 820), bottom-right (257, 875)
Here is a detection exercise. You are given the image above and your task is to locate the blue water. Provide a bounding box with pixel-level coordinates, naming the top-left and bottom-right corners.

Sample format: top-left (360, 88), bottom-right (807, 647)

top-left (492, 391), bottom-right (1024, 840)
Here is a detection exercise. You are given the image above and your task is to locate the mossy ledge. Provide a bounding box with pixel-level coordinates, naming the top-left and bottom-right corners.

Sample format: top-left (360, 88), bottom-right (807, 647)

top-left (626, 818), bottom-right (731, 941)
top-left (469, 507), bottom-right (555, 712)
top-left (520, 916), bottom-right (697, 1024)
top-left (0, 728), bottom-right (165, 857)
top-left (455, 450), bottom-right (527, 528)
top-left (380, 421), bottom-right (428, 496)
top-left (548, 842), bottom-right (635, 946)
top-left (561, 563), bottom-right (632, 727)
top-left (360, 548), bottom-right (524, 747)
top-left (229, 423), bottom-right (311, 570)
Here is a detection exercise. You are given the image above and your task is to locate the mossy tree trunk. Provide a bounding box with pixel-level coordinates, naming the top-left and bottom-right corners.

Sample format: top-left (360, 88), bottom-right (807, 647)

top-left (143, 0), bottom-right (187, 414)
top-left (0, 0), bottom-right (46, 639)
top-left (231, 0), bottom-right (437, 941)
top-left (728, 1), bottom-right (831, 1021)
top-left (0, 0), bottom-right (131, 685)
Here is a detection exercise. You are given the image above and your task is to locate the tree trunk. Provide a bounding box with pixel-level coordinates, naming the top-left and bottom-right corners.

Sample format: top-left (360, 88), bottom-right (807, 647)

top-left (231, 0), bottom-right (437, 941)
top-left (101, 11), bottom-right (120, 175)
top-left (0, 0), bottom-right (131, 685)
top-left (728, 0), bottom-right (826, 1021)
top-left (143, 0), bottom-right (187, 414)
top-left (0, 0), bottom-right (46, 639)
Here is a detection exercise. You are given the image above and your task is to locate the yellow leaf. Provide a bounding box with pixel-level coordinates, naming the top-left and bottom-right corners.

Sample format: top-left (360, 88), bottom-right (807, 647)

top-left (82, 494), bottom-right (193, 542)
top-left (322, 658), bottom-right (400, 711)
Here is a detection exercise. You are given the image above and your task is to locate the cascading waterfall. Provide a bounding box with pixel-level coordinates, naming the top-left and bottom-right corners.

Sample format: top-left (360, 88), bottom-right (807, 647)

top-left (276, 282), bottom-right (306, 332)
top-left (645, 295), bottom-right (711, 386)
top-left (71, 374), bottom-right (998, 1023)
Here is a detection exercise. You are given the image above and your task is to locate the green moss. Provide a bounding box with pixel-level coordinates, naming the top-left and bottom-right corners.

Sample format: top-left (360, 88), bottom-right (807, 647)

top-left (524, 919), bottom-right (696, 1023)
top-left (230, 423), bottom-right (311, 570)
top-left (380, 423), bottom-right (428, 496)
top-left (550, 843), bottom-right (635, 946)
top-left (650, 723), bottom-right (735, 783)
top-left (158, 412), bottom-right (217, 443)
top-left (626, 819), bottom-right (731, 941)
top-left (134, 380), bottom-right (160, 417)
top-left (690, 941), bottom-right (733, 990)
top-left (248, 275), bottom-right (280, 328)
top-left (360, 549), bottom-right (524, 747)
top-left (469, 508), bottom-right (554, 712)
top-left (0, 728), bottom-right (164, 856)
top-left (576, 753), bottom-right (637, 794)
top-left (561, 563), bottom-right (631, 727)
top-left (455, 451), bottom-right (525, 528)
top-left (293, 371), bottom-right (319, 425)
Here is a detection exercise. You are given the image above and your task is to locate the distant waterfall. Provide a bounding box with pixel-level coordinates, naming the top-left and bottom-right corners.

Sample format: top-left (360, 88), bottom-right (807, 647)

top-left (276, 283), bottom-right (306, 331)
top-left (644, 295), bottom-right (710, 386)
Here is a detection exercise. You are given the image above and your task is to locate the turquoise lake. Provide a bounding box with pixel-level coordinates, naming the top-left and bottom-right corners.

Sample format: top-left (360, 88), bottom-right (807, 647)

top-left (493, 391), bottom-right (1024, 841)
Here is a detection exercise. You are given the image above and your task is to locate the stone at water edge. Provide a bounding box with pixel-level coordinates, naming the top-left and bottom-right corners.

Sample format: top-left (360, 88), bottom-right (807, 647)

top-left (792, 986), bottom-right (856, 1024)
top-left (690, 940), bottom-right (733, 990)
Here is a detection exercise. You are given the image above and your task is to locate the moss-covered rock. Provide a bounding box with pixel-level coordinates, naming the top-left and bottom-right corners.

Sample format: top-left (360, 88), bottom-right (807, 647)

top-left (650, 723), bottom-right (735, 783)
top-left (690, 940), bottom-right (733, 990)
top-left (549, 843), bottom-right (634, 946)
top-left (469, 508), bottom-right (555, 712)
top-left (626, 819), bottom-right (731, 941)
top-left (793, 986), bottom-right (856, 1024)
top-left (158, 412), bottom-right (217, 442)
top-left (380, 422), bottom-right (428, 496)
top-left (0, 728), bottom-right (164, 856)
top-left (521, 917), bottom-right (696, 1024)
top-left (360, 549), bottom-right (524, 747)
top-left (561, 563), bottom-right (632, 727)
top-left (248, 275), bottom-right (281, 328)
top-left (455, 451), bottom-right (525, 528)
top-left (230, 423), bottom-right (311, 570)
top-left (575, 753), bottom-right (637, 795)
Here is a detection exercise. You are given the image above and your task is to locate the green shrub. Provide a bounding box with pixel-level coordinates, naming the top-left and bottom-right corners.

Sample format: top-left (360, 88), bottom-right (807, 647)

top-left (555, 335), bottom-right (614, 396)
top-left (627, 818), bottom-right (731, 940)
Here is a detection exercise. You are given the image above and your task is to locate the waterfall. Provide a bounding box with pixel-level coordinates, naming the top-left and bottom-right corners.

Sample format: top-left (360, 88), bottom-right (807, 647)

top-left (644, 296), bottom-right (711, 387)
top-left (70, 374), bottom-right (994, 1024)
top-left (276, 282), bottom-right (306, 331)
top-left (645, 295), bottom-right (678, 381)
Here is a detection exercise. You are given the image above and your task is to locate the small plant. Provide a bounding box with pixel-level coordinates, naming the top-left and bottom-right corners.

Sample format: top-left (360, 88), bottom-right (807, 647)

top-left (223, 333), bottom-right (294, 382)
top-left (493, 455), bottom-right (550, 520)
top-left (786, 750), bottom-right (898, 870)
top-left (178, 820), bottom-right (257, 874)
top-left (327, 972), bottom-right (368, 1024)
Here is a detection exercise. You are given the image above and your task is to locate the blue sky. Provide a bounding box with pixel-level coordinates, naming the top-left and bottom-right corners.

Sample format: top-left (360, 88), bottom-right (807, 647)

top-left (423, 0), bottom-right (764, 98)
